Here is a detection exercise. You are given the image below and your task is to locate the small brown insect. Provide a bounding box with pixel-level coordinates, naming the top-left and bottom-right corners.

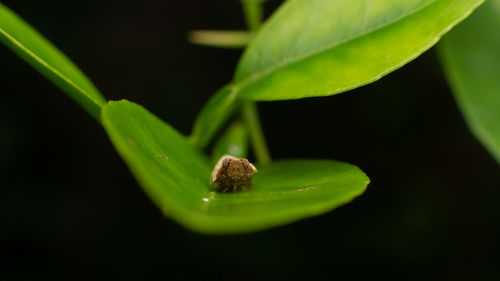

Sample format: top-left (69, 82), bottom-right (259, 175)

top-left (210, 155), bottom-right (258, 193)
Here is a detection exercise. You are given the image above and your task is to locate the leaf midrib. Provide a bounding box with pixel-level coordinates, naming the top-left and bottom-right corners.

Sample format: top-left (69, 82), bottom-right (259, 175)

top-left (0, 27), bottom-right (105, 109)
top-left (233, 0), bottom-right (438, 91)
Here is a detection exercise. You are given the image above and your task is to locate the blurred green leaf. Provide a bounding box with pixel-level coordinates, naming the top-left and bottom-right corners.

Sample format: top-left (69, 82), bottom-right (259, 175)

top-left (189, 86), bottom-right (242, 148)
top-left (102, 100), bottom-right (369, 234)
top-left (212, 121), bottom-right (249, 163)
top-left (439, 0), bottom-right (500, 163)
top-left (234, 0), bottom-right (485, 101)
top-left (0, 3), bottom-right (105, 119)
top-left (188, 30), bottom-right (252, 49)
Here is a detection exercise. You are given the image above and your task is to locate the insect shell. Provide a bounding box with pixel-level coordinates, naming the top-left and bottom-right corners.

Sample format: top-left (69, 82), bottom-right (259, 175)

top-left (210, 155), bottom-right (258, 193)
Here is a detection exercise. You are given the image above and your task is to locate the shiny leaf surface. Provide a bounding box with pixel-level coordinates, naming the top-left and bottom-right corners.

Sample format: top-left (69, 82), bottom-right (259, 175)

top-left (102, 100), bottom-right (369, 234)
top-left (234, 0), bottom-right (485, 101)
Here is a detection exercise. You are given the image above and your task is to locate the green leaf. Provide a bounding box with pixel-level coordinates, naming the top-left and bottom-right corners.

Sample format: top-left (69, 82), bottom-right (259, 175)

top-left (212, 121), bottom-right (249, 163)
top-left (234, 0), bottom-right (485, 101)
top-left (189, 85), bottom-right (242, 148)
top-left (439, 0), bottom-right (500, 163)
top-left (0, 3), bottom-right (105, 119)
top-left (102, 100), bottom-right (369, 234)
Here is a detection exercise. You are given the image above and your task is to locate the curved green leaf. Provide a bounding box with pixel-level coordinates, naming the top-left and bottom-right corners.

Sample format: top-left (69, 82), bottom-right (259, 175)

top-left (439, 0), bottom-right (500, 163)
top-left (212, 121), bottom-right (248, 163)
top-left (234, 0), bottom-right (485, 101)
top-left (102, 100), bottom-right (369, 234)
top-left (0, 3), bottom-right (105, 119)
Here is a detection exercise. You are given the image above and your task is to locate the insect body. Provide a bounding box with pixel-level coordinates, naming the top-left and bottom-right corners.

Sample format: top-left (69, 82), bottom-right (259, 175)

top-left (210, 155), bottom-right (258, 193)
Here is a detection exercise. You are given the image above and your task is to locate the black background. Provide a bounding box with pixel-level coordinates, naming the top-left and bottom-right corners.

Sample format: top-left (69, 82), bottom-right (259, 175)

top-left (1, 0), bottom-right (499, 280)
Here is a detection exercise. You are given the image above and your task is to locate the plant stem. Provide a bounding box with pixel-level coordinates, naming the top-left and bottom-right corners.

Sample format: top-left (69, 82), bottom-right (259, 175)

top-left (240, 0), bottom-right (271, 164)
top-left (242, 101), bottom-right (271, 164)
top-left (240, 0), bottom-right (264, 31)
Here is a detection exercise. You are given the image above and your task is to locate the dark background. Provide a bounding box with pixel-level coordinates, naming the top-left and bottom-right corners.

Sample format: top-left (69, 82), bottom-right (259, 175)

top-left (1, 0), bottom-right (499, 280)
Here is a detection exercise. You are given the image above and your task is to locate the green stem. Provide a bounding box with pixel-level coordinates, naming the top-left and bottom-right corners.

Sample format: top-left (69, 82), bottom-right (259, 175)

top-left (242, 101), bottom-right (271, 164)
top-left (240, 0), bottom-right (264, 31)
top-left (240, 0), bottom-right (271, 164)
